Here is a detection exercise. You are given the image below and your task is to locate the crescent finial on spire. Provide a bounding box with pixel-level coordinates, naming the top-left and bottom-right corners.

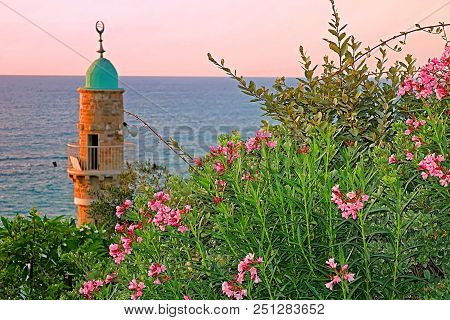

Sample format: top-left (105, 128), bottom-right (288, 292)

top-left (96, 21), bottom-right (105, 58)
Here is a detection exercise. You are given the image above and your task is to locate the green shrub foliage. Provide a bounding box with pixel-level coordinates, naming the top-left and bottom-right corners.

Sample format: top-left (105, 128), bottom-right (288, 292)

top-left (0, 211), bottom-right (108, 299)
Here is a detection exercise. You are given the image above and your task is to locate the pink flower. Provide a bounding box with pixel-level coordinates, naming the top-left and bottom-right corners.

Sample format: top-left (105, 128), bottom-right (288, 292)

top-left (344, 273), bottom-right (355, 282)
top-left (245, 137), bottom-right (258, 153)
top-left (331, 185), bottom-right (369, 220)
top-left (324, 259), bottom-right (356, 291)
top-left (193, 157), bottom-right (203, 166)
top-left (249, 267), bottom-right (261, 283)
top-left (212, 161), bottom-right (226, 176)
top-left (222, 280), bottom-right (247, 300)
top-left (105, 273), bottom-right (117, 284)
top-left (148, 262), bottom-right (167, 285)
top-left (236, 253), bottom-right (263, 284)
top-left (406, 152), bottom-right (414, 161)
top-left (436, 85), bottom-right (448, 100)
top-left (129, 279), bottom-right (146, 300)
top-left (79, 279), bottom-right (103, 299)
top-left (214, 196), bottom-right (223, 205)
top-left (236, 272), bottom-right (245, 284)
top-left (325, 281), bottom-right (334, 291)
top-left (183, 295), bottom-right (192, 300)
top-left (332, 275), bottom-right (341, 284)
top-left (326, 258), bottom-right (337, 269)
top-left (109, 243), bottom-right (126, 264)
top-left (411, 135), bottom-right (421, 146)
top-left (116, 199), bottom-right (132, 218)
top-left (398, 46), bottom-right (450, 100)
top-left (404, 129), bottom-right (412, 136)
top-left (418, 153), bottom-right (449, 187)
top-left (148, 191), bottom-right (190, 233)
top-left (388, 154), bottom-right (397, 164)
top-left (233, 289), bottom-right (247, 300)
top-left (115, 223), bottom-right (125, 232)
top-left (223, 253), bottom-right (263, 299)
top-left (266, 140), bottom-right (277, 148)
top-left (121, 236), bottom-right (133, 254)
top-left (245, 129), bottom-right (277, 153)
top-left (346, 192), bottom-right (356, 199)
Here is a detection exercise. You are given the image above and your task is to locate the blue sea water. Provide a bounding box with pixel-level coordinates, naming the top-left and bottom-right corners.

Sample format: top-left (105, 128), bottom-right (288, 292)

top-left (0, 76), bottom-right (275, 218)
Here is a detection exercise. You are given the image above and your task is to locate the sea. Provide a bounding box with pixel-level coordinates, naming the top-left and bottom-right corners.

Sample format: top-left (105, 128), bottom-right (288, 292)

top-left (0, 76), bottom-right (277, 218)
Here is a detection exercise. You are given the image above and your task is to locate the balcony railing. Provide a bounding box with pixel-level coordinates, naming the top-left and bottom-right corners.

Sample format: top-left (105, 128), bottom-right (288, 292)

top-left (67, 142), bottom-right (136, 175)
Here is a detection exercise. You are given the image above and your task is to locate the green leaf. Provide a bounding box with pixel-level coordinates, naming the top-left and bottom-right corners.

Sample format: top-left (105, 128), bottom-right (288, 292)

top-left (329, 42), bottom-right (340, 54)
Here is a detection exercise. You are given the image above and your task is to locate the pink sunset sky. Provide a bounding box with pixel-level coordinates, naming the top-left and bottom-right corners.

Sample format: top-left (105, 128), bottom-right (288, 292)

top-left (0, 0), bottom-right (448, 77)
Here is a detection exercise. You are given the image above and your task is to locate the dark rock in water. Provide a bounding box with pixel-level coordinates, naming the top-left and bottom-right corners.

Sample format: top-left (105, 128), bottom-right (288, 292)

top-left (52, 161), bottom-right (57, 167)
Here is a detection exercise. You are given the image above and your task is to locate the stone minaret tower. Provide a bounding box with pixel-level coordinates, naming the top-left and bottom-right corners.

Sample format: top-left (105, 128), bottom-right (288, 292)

top-left (68, 21), bottom-right (125, 224)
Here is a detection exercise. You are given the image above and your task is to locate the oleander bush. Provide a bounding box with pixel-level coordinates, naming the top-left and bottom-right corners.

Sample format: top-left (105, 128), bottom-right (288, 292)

top-left (77, 68), bottom-right (448, 299)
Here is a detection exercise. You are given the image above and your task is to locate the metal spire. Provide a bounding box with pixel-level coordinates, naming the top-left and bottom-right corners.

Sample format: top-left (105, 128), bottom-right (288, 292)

top-left (95, 21), bottom-right (105, 58)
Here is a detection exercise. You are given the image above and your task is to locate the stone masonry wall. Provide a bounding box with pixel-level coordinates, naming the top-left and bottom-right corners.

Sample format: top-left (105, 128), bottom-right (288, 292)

top-left (73, 88), bottom-right (124, 224)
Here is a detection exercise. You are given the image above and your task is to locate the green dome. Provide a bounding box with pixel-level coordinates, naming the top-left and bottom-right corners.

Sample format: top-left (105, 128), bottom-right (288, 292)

top-left (85, 58), bottom-right (119, 89)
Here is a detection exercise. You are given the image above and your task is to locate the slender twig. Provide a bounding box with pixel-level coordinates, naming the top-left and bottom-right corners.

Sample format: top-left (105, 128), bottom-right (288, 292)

top-left (124, 110), bottom-right (195, 170)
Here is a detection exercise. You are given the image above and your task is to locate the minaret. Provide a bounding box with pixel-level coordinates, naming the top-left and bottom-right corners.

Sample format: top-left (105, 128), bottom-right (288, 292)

top-left (68, 21), bottom-right (126, 224)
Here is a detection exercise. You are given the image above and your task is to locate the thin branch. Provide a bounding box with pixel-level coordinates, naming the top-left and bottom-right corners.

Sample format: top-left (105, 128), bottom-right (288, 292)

top-left (124, 110), bottom-right (195, 170)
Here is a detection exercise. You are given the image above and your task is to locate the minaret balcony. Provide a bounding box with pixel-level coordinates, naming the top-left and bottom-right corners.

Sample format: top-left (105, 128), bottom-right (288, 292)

top-left (67, 142), bottom-right (136, 177)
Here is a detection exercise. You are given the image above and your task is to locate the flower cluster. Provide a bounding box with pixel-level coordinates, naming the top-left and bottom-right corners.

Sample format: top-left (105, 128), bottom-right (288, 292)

top-left (331, 185), bottom-right (369, 220)
top-left (105, 273), bottom-right (117, 284)
top-left (147, 191), bottom-right (190, 232)
top-left (115, 221), bottom-right (143, 240)
top-left (222, 253), bottom-right (263, 300)
top-left (109, 237), bottom-right (132, 265)
top-left (209, 140), bottom-right (243, 166)
top-left (245, 129), bottom-right (277, 153)
top-left (109, 218), bottom-right (143, 265)
top-left (418, 153), bottom-right (450, 187)
top-left (398, 46), bottom-right (449, 100)
top-left (212, 161), bottom-right (225, 175)
top-left (116, 199), bottom-right (132, 218)
top-left (222, 276), bottom-right (248, 300)
top-left (148, 262), bottom-right (167, 285)
top-left (388, 154), bottom-right (397, 164)
top-left (128, 279), bottom-right (146, 300)
top-left (404, 115), bottom-right (426, 136)
top-left (79, 279), bottom-right (103, 300)
top-left (237, 253), bottom-right (263, 284)
top-left (204, 140), bottom-right (244, 191)
top-left (324, 258), bottom-right (355, 291)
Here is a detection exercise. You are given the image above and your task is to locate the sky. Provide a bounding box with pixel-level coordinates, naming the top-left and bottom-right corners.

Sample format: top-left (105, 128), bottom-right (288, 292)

top-left (0, 0), bottom-right (449, 77)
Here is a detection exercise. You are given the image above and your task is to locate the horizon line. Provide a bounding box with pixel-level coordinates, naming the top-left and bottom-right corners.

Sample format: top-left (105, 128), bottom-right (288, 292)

top-left (0, 74), bottom-right (298, 78)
